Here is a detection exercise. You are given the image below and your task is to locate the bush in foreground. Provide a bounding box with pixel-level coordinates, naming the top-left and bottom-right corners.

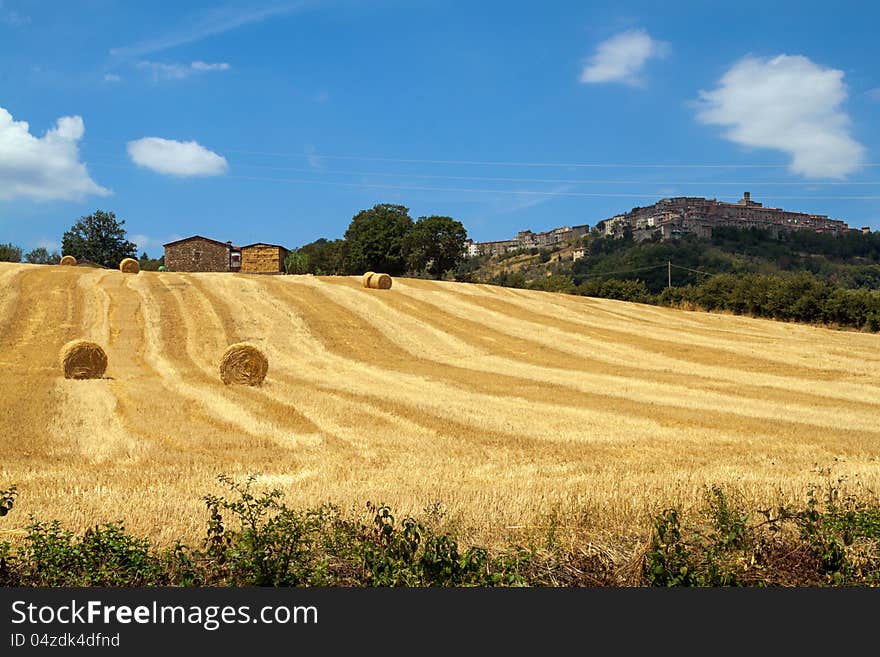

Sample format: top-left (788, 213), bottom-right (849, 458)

top-left (1, 477), bottom-right (878, 587)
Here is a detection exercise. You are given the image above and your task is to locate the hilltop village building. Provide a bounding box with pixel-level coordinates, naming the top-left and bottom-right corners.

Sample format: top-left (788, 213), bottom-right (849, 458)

top-left (596, 192), bottom-right (850, 242)
top-left (466, 223), bottom-right (590, 257)
top-left (164, 235), bottom-right (288, 273)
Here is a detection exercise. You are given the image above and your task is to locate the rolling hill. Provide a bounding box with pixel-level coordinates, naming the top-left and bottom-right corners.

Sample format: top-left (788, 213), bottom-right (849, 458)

top-left (1, 261), bottom-right (879, 546)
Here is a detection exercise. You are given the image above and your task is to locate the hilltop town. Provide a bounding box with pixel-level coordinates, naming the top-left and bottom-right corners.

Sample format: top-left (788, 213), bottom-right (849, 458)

top-left (464, 192), bottom-right (866, 258)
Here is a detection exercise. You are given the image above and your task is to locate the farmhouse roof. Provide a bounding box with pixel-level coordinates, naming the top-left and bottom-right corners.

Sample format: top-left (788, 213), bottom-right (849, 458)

top-left (239, 242), bottom-right (289, 251)
top-left (163, 235), bottom-right (234, 249)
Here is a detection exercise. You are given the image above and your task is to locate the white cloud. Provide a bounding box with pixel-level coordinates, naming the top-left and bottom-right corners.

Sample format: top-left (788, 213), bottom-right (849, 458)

top-left (191, 60), bottom-right (230, 72)
top-left (103, 73), bottom-right (123, 83)
top-left (129, 234), bottom-right (154, 251)
top-left (0, 106), bottom-right (110, 201)
top-left (696, 54), bottom-right (866, 178)
top-left (137, 60), bottom-right (231, 81)
top-left (127, 137), bottom-right (229, 177)
top-left (580, 29), bottom-right (667, 86)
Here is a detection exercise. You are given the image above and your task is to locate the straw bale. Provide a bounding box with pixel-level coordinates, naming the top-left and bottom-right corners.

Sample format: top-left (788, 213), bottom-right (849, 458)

top-left (219, 343), bottom-right (268, 386)
top-left (60, 340), bottom-right (107, 379)
top-left (368, 273), bottom-right (393, 289)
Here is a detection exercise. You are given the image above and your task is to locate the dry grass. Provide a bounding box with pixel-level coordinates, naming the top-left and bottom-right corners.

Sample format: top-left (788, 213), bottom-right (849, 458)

top-left (1, 261), bottom-right (879, 549)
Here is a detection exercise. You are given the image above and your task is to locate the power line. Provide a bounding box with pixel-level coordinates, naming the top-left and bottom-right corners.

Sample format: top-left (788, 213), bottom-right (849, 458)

top-left (222, 176), bottom-right (880, 201)
top-left (578, 262), bottom-right (717, 282)
top-left (85, 161), bottom-right (880, 200)
top-left (83, 139), bottom-right (880, 169)
top-left (172, 162), bottom-right (880, 187)
top-left (219, 150), bottom-right (880, 169)
top-left (86, 158), bottom-right (880, 187)
top-left (670, 263), bottom-right (715, 276)
top-left (576, 263), bottom-right (668, 278)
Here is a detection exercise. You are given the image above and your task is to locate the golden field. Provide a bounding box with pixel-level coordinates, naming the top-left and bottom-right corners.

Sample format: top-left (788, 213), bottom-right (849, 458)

top-left (1, 261), bottom-right (879, 549)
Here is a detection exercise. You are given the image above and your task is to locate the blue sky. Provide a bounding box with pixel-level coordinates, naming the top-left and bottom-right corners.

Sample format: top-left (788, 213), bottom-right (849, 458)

top-left (1, 0), bottom-right (879, 257)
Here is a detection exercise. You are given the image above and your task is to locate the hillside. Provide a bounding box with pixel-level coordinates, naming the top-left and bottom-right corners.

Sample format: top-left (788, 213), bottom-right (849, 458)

top-left (462, 227), bottom-right (880, 293)
top-left (2, 261), bottom-right (879, 547)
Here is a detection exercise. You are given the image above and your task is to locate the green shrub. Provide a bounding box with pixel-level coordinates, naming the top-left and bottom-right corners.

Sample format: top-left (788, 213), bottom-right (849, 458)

top-left (2, 478), bottom-right (879, 587)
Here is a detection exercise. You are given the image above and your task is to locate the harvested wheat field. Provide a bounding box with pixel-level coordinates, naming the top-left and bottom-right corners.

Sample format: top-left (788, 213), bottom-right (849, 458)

top-left (1, 260), bottom-right (879, 549)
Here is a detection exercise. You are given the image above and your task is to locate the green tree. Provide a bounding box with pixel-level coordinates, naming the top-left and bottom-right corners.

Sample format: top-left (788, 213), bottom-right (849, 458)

top-left (284, 250), bottom-right (310, 274)
top-left (344, 204), bottom-right (413, 275)
top-left (296, 238), bottom-right (349, 275)
top-left (137, 251), bottom-right (164, 271)
top-left (24, 247), bottom-right (60, 264)
top-left (403, 215), bottom-right (468, 279)
top-left (0, 243), bottom-right (22, 262)
top-left (61, 210), bottom-right (137, 268)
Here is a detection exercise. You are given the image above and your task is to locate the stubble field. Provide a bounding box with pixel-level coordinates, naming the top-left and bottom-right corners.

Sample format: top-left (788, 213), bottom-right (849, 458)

top-left (1, 261), bottom-right (879, 549)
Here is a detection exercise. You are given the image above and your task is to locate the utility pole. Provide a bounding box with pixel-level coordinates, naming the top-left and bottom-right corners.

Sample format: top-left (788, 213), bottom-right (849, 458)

top-left (667, 261), bottom-right (672, 290)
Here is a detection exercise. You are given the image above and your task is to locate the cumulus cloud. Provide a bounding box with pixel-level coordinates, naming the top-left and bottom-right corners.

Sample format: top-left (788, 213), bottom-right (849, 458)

top-left (137, 60), bottom-right (230, 81)
top-left (127, 137), bottom-right (228, 177)
top-left (580, 29), bottom-right (667, 86)
top-left (696, 54), bottom-right (865, 178)
top-left (0, 106), bottom-right (109, 201)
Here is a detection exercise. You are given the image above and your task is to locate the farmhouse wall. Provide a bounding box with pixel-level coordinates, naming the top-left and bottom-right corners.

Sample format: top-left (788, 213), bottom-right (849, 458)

top-left (164, 237), bottom-right (230, 272)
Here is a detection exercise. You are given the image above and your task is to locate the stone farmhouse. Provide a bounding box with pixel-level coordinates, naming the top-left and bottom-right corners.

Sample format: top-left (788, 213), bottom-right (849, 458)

top-left (596, 192), bottom-right (851, 242)
top-left (163, 235), bottom-right (288, 273)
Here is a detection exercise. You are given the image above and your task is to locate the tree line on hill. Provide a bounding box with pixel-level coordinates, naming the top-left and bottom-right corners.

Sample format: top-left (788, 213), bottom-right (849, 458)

top-left (472, 226), bottom-right (880, 332)
top-left (2, 205), bottom-right (469, 279)
top-left (5, 207), bottom-right (878, 331)
top-left (284, 204), bottom-right (467, 279)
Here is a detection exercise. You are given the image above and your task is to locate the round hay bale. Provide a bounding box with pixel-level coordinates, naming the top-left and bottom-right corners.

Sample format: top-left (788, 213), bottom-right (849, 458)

top-left (362, 271), bottom-right (376, 288)
top-left (60, 340), bottom-right (107, 380)
top-left (219, 343), bottom-right (268, 386)
top-left (59, 255), bottom-right (77, 267)
top-left (368, 273), bottom-right (392, 289)
top-left (119, 258), bottom-right (140, 274)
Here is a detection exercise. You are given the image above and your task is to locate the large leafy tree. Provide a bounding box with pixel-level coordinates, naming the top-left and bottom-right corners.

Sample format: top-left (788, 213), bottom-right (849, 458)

top-left (344, 204), bottom-right (413, 275)
top-left (0, 243), bottom-right (22, 262)
top-left (61, 210), bottom-right (137, 268)
top-left (403, 215), bottom-right (468, 279)
top-left (296, 238), bottom-right (350, 275)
